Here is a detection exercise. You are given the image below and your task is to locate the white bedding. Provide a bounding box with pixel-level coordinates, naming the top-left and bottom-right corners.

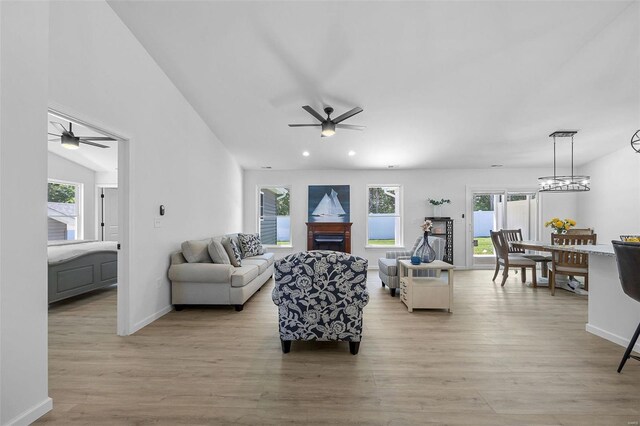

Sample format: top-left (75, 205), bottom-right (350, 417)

top-left (48, 241), bottom-right (118, 265)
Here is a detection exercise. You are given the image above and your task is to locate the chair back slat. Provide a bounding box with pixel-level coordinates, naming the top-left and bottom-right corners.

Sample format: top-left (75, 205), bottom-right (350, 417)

top-left (502, 229), bottom-right (525, 253)
top-left (551, 234), bottom-right (597, 268)
top-left (490, 231), bottom-right (508, 261)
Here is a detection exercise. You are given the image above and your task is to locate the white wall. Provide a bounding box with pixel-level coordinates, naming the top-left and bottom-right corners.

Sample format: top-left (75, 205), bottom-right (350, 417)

top-left (48, 0), bottom-right (243, 332)
top-left (96, 170), bottom-right (117, 187)
top-left (48, 152), bottom-right (97, 240)
top-left (0, 2), bottom-right (52, 424)
top-left (244, 168), bottom-right (577, 268)
top-left (577, 146), bottom-right (640, 242)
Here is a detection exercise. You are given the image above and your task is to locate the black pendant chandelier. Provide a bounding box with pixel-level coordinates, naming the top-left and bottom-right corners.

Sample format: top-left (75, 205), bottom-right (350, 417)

top-left (538, 130), bottom-right (590, 192)
top-left (631, 130), bottom-right (640, 153)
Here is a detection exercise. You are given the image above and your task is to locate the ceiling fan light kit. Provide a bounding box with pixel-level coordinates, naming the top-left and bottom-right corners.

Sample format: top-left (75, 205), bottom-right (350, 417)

top-left (538, 130), bottom-right (590, 192)
top-left (61, 133), bottom-right (80, 150)
top-left (289, 105), bottom-right (364, 138)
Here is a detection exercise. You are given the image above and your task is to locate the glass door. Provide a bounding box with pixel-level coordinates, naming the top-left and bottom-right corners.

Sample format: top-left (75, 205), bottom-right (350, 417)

top-left (472, 192), bottom-right (505, 266)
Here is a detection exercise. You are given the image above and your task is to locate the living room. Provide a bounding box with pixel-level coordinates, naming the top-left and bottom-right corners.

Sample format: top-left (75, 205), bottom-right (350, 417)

top-left (1, 1), bottom-right (639, 425)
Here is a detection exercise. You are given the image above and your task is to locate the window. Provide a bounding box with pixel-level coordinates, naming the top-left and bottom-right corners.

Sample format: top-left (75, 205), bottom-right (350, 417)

top-left (48, 181), bottom-right (81, 240)
top-left (367, 185), bottom-right (402, 246)
top-left (258, 186), bottom-right (291, 246)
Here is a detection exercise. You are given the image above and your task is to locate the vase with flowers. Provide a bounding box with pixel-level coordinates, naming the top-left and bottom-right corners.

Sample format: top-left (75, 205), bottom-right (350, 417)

top-left (414, 219), bottom-right (437, 263)
top-left (427, 198), bottom-right (451, 218)
top-left (544, 218), bottom-right (577, 234)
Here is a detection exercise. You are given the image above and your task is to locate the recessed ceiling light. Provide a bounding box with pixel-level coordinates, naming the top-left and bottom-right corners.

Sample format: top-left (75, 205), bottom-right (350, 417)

top-left (302, 151), bottom-right (310, 157)
top-left (261, 166), bottom-right (272, 169)
top-left (491, 164), bottom-right (503, 168)
top-left (348, 150), bottom-right (356, 156)
top-left (387, 165), bottom-right (399, 169)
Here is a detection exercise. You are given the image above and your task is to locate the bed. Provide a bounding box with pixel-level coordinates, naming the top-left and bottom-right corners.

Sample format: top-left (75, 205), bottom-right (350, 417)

top-left (48, 240), bottom-right (118, 303)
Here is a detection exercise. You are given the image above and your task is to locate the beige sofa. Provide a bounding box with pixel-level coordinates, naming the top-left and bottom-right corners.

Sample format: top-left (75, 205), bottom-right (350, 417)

top-left (168, 234), bottom-right (274, 311)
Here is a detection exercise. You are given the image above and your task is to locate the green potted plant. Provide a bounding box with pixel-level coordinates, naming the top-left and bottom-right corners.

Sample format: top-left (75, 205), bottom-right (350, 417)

top-left (427, 198), bottom-right (451, 218)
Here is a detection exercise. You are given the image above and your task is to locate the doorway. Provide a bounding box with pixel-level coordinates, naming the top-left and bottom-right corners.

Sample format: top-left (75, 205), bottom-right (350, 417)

top-left (47, 107), bottom-right (130, 335)
top-left (468, 188), bottom-right (539, 268)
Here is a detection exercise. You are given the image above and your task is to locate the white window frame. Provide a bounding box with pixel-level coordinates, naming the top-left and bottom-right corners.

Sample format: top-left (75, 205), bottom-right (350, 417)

top-left (256, 185), bottom-right (292, 248)
top-left (365, 184), bottom-right (403, 248)
top-left (47, 179), bottom-right (84, 240)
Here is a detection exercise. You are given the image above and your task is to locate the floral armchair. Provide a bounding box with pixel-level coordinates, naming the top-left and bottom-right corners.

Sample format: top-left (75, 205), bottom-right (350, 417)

top-left (272, 251), bottom-right (369, 355)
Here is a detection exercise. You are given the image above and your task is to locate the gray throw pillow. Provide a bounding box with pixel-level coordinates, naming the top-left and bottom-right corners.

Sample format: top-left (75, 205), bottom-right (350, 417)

top-left (181, 239), bottom-right (213, 263)
top-left (222, 237), bottom-right (242, 267)
top-left (238, 233), bottom-right (265, 257)
top-left (208, 240), bottom-right (231, 264)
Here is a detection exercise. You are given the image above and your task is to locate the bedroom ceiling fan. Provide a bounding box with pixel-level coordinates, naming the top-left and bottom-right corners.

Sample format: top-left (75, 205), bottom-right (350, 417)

top-left (48, 121), bottom-right (115, 150)
top-left (289, 106), bottom-right (365, 137)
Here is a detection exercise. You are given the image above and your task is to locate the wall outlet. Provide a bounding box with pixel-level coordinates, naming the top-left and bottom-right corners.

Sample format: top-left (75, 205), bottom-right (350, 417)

top-left (154, 217), bottom-right (162, 228)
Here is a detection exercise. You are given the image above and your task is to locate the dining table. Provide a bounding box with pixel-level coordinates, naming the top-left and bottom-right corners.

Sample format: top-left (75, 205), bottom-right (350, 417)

top-left (509, 240), bottom-right (587, 295)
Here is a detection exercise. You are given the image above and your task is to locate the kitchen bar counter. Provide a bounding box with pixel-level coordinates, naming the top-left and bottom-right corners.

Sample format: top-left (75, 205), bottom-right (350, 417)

top-left (512, 240), bottom-right (640, 352)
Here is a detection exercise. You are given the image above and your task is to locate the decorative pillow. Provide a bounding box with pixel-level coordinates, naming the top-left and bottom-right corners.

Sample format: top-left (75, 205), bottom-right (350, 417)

top-left (181, 239), bottom-right (213, 263)
top-left (238, 233), bottom-right (265, 257)
top-left (208, 240), bottom-right (231, 264)
top-left (222, 237), bottom-right (242, 267)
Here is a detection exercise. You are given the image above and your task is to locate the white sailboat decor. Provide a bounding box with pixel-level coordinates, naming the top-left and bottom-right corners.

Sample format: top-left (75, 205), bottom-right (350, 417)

top-left (308, 185), bottom-right (350, 223)
top-left (312, 189), bottom-right (346, 218)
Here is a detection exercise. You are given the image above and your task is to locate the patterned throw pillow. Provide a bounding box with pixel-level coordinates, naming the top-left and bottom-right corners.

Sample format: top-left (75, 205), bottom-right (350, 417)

top-left (222, 238), bottom-right (242, 267)
top-left (238, 233), bottom-right (265, 257)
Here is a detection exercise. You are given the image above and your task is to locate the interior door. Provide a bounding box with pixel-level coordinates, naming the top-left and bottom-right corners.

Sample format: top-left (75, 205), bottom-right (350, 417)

top-left (101, 188), bottom-right (119, 241)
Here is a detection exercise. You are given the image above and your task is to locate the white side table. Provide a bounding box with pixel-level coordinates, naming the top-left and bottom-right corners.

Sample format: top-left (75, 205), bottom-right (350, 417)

top-left (398, 259), bottom-right (455, 313)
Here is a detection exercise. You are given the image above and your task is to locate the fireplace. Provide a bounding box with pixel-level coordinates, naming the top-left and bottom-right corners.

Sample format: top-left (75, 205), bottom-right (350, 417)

top-left (306, 222), bottom-right (352, 253)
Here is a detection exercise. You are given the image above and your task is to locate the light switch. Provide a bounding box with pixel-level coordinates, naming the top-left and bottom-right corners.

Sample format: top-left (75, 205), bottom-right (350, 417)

top-left (154, 217), bottom-right (162, 228)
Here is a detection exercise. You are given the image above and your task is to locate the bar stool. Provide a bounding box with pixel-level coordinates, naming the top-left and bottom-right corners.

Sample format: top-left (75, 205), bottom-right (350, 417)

top-left (612, 240), bottom-right (640, 373)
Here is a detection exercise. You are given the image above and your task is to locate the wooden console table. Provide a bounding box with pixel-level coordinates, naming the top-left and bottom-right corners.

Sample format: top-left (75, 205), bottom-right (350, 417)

top-left (306, 222), bottom-right (352, 253)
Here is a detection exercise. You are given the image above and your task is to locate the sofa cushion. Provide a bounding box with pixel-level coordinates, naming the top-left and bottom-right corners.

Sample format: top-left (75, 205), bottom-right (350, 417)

top-left (181, 239), bottom-right (213, 263)
top-left (245, 252), bottom-right (274, 266)
top-left (378, 257), bottom-right (398, 276)
top-left (242, 259), bottom-right (270, 274)
top-left (222, 237), bottom-right (242, 267)
top-left (231, 265), bottom-right (259, 287)
top-left (168, 263), bottom-right (233, 283)
top-left (238, 233), bottom-right (265, 257)
top-left (208, 240), bottom-right (231, 264)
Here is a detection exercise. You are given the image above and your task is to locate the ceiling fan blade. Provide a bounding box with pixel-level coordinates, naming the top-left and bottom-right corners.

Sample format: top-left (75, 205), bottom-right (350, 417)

top-left (288, 124), bottom-right (321, 127)
top-left (332, 107), bottom-right (363, 124)
top-left (50, 121), bottom-right (68, 134)
top-left (79, 140), bottom-right (109, 148)
top-left (302, 105), bottom-right (326, 122)
top-left (78, 136), bottom-right (116, 141)
top-left (48, 138), bottom-right (59, 142)
top-left (48, 133), bottom-right (62, 137)
top-left (336, 124), bottom-right (366, 130)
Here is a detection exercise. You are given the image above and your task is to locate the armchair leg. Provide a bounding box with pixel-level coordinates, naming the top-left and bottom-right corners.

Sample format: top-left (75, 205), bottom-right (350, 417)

top-left (349, 341), bottom-right (360, 355)
top-left (390, 288), bottom-right (396, 297)
top-left (531, 266), bottom-right (537, 288)
top-left (382, 282), bottom-right (386, 288)
top-left (281, 340), bottom-right (291, 354)
top-left (550, 270), bottom-right (556, 296)
top-left (234, 304), bottom-right (244, 312)
top-left (617, 321), bottom-right (640, 373)
top-left (521, 267), bottom-right (526, 283)
top-left (174, 304), bottom-right (184, 311)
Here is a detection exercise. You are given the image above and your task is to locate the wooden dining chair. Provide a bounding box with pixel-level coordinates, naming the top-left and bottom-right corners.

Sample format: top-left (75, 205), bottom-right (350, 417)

top-left (549, 234), bottom-right (597, 295)
top-left (490, 231), bottom-right (537, 287)
top-left (566, 228), bottom-right (593, 235)
top-left (502, 228), bottom-right (551, 278)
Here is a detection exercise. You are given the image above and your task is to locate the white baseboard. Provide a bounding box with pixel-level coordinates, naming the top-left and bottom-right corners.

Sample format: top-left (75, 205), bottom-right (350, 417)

top-left (586, 323), bottom-right (640, 352)
top-left (131, 304), bottom-right (172, 334)
top-left (6, 397), bottom-right (52, 426)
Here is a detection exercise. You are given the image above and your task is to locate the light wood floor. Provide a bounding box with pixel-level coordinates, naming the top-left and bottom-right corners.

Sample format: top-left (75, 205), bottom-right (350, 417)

top-left (37, 270), bottom-right (640, 425)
